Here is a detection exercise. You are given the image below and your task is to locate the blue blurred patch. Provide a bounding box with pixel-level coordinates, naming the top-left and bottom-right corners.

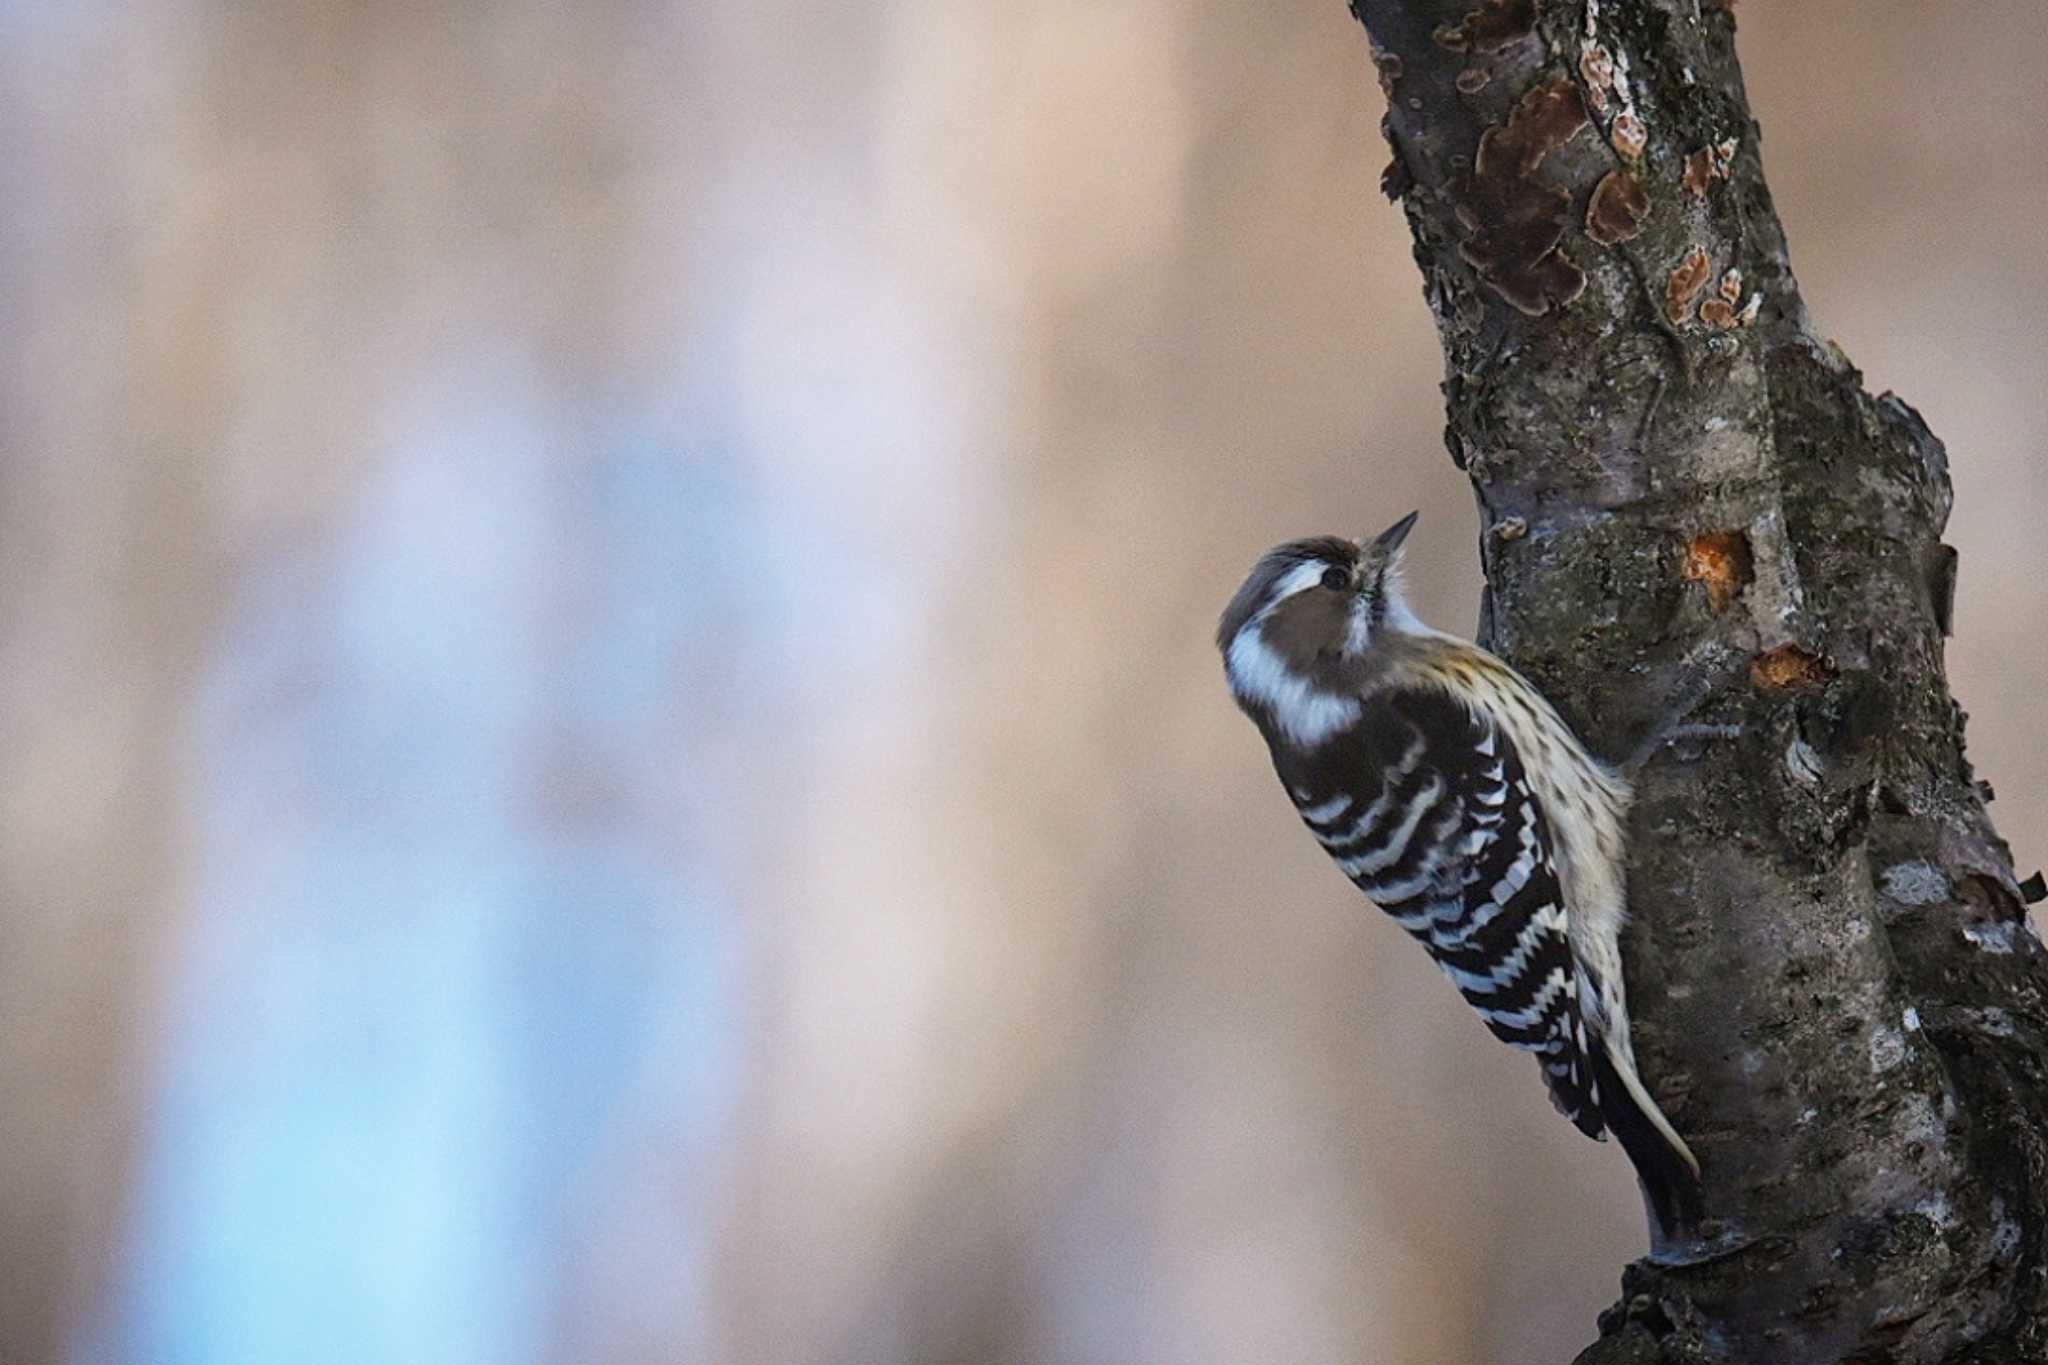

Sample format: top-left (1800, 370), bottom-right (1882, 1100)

top-left (94, 419), bottom-right (758, 1365)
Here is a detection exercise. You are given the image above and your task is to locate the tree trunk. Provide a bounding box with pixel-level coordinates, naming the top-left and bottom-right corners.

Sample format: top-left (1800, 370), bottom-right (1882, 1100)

top-left (1342, 2), bottom-right (2048, 1361)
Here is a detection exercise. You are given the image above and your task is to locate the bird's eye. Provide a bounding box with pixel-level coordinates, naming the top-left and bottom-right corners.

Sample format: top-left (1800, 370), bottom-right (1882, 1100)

top-left (1321, 566), bottom-right (1351, 591)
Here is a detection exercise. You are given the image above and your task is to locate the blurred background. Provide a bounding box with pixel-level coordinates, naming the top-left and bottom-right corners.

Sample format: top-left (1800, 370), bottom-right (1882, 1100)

top-left (3, 2), bottom-right (2044, 1362)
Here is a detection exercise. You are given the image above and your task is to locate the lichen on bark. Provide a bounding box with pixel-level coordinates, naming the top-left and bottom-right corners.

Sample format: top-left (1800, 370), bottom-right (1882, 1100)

top-left (1345, 1), bottom-right (2048, 1361)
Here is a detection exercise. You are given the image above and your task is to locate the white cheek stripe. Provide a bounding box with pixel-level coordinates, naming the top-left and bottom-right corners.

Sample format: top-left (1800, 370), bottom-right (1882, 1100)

top-left (1270, 560), bottom-right (1330, 601)
top-left (1226, 627), bottom-right (1360, 748)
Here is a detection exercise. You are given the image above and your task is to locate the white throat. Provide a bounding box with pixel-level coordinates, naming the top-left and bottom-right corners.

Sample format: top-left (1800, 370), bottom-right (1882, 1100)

top-left (1226, 625), bottom-right (1361, 748)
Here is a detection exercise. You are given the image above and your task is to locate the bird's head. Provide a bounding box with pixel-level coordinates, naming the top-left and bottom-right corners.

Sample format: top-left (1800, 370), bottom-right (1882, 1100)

top-left (1217, 512), bottom-right (1423, 733)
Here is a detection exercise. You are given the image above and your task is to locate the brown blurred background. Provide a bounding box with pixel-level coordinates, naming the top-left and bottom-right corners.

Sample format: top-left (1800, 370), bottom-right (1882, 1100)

top-left (3, 3), bottom-right (2044, 1363)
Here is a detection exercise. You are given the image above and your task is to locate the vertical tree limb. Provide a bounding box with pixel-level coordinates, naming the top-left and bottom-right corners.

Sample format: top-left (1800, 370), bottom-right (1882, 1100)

top-left (1344, 2), bottom-right (2048, 1361)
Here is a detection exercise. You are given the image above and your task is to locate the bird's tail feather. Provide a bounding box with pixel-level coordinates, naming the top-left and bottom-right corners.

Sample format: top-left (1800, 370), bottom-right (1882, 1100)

top-left (1590, 1038), bottom-right (1702, 1241)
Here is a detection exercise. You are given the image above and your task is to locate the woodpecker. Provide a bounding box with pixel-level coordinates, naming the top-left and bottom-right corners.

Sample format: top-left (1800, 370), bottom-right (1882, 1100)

top-left (1218, 512), bottom-right (1701, 1234)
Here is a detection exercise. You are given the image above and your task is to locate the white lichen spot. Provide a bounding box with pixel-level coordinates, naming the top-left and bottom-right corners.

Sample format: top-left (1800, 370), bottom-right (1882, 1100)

top-left (1975, 1006), bottom-right (2016, 1037)
top-left (1868, 1025), bottom-right (1907, 1072)
top-left (1914, 1195), bottom-right (1954, 1228)
top-left (1903, 1006), bottom-right (1921, 1032)
top-left (1882, 859), bottom-right (1949, 906)
top-left (1993, 1202), bottom-right (2023, 1258)
top-left (1798, 1105), bottom-right (1820, 1125)
top-left (1612, 47), bottom-right (1636, 112)
top-left (1896, 1092), bottom-right (1947, 1146)
top-left (1964, 920), bottom-right (2019, 955)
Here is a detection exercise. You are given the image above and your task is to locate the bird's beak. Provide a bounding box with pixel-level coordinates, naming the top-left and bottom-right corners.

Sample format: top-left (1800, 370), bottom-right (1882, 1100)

top-left (1370, 510), bottom-right (1419, 555)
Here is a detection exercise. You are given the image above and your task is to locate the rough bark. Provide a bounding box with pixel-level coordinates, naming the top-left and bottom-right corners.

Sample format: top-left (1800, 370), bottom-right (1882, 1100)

top-left (1344, 3), bottom-right (2048, 1361)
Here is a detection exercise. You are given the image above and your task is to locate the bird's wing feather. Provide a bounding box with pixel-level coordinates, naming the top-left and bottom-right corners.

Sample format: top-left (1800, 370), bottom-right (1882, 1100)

top-left (1276, 684), bottom-right (1604, 1137)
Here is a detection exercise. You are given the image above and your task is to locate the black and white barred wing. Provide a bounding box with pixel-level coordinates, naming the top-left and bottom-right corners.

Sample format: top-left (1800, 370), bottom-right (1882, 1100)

top-left (1279, 685), bottom-right (1605, 1138)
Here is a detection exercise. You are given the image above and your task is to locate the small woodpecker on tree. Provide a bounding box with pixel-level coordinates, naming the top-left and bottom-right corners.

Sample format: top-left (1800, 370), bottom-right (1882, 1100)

top-left (1219, 512), bottom-right (1702, 1238)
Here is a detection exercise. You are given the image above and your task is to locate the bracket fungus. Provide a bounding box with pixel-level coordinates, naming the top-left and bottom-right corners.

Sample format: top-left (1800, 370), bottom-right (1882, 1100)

top-left (1579, 45), bottom-right (1615, 113)
top-left (1610, 111), bottom-right (1647, 161)
top-left (1455, 79), bottom-right (1592, 316)
top-left (1683, 147), bottom-right (1715, 198)
top-left (1698, 269), bottom-right (1749, 328)
top-left (1586, 169), bottom-right (1649, 245)
top-left (1667, 245), bottom-right (1712, 324)
top-left (1432, 0), bottom-right (1538, 55)
top-left (1683, 139), bottom-right (1738, 197)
